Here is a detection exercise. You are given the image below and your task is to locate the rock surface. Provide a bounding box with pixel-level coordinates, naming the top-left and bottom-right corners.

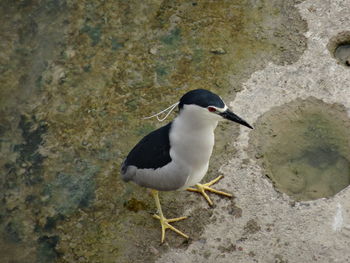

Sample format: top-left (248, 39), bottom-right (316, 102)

top-left (1, 0), bottom-right (349, 262)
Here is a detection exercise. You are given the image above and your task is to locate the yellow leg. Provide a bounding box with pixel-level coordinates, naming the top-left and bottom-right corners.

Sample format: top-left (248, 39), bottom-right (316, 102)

top-left (186, 175), bottom-right (233, 206)
top-left (151, 190), bottom-right (189, 243)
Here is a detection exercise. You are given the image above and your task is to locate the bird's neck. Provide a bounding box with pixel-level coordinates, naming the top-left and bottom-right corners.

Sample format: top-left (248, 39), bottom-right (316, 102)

top-left (169, 111), bottom-right (218, 170)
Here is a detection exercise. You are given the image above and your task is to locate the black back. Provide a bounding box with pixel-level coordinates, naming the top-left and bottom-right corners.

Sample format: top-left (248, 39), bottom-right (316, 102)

top-left (122, 122), bottom-right (172, 171)
top-left (178, 89), bottom-right (224, 109)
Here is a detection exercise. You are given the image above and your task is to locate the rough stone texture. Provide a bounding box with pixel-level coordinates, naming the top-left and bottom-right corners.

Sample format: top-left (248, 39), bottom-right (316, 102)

top-left (157, 0), bottom-right (350, 262)
top-left (1, 0), bottom-right (349, 262)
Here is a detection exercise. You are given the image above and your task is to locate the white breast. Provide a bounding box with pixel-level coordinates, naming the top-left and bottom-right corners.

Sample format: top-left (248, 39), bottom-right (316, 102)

top-left (169, 105), bottom-right (219, 189)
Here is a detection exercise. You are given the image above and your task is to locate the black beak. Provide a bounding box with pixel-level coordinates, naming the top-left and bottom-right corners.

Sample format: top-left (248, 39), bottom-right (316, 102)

top-left (220, 109), bottom-right (253, 129)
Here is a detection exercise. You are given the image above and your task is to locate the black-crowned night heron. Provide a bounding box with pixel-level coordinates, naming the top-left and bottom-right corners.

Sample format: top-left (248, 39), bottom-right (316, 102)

top-left (121, 89), bottom-right (252, 243)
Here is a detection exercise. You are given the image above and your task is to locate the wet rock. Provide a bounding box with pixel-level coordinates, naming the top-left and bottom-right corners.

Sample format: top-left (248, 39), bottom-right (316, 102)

top-left (210, 47), bottom-right (226, 55)
top-left (37, 235), bottom-right (60, 263)
top-left (4, 222), bottom-right (22, 243)
top-left (124, 198), bottom-right (148, 212)
top-left (243, 219), bottom-right (261, 235)
top-left (43, 169), bottom-right (98, 215)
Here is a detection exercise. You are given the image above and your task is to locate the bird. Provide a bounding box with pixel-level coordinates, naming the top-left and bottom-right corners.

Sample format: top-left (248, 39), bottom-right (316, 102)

top-left (121, 89), bottom-right (252, 243)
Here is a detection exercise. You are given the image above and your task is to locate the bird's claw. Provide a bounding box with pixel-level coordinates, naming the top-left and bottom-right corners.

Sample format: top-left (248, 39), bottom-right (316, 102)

top-left (152, 214), bottom-right (189, 243)
top-left (187, 175), bottom-right (233, 206)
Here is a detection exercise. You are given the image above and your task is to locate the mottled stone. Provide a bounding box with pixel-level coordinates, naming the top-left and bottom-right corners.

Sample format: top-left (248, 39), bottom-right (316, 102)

top-left (0, 0), bottom-right (311, 262)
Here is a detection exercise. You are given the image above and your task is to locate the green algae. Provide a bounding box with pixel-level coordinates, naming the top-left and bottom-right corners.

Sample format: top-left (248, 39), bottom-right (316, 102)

top-left (160, 27), bottom-right (182, 46)
top-left (111, 37), bottom-right (124, 51)
top-left (0, 0), bottom-right (307, 262)
top-left (43, 169), bottom-right (98, 215)
top-left (81, 25), bottom-right (102, 46)
top-left (251, 98), bottom-right (350, 201)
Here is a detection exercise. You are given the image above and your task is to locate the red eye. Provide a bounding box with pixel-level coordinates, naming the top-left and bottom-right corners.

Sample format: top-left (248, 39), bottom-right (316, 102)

top-left (208, 107), bottom-right (216, 112)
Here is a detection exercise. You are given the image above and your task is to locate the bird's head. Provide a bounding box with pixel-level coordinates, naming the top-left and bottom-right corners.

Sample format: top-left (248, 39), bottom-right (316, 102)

top-left (178, 89), bottom-right (253, 129)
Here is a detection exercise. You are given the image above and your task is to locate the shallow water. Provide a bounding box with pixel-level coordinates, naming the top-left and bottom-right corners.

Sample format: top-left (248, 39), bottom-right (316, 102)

top-left (334, 43), bottom-right (350, 66)
top-left (251, 98), bottom-right (350, 201)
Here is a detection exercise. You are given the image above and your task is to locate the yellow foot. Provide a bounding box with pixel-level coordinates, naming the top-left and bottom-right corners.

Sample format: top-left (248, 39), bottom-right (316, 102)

top-left (186, 175), bottom-right (233, 206)
top-left (152, 214), bottom-right (189, 243)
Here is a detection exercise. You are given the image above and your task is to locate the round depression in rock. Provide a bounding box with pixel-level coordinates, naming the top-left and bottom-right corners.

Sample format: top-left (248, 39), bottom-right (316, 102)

top-left (327, 31), bottom-right (350, 67)
top-left (250, 97), bottom-right (350, 201)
